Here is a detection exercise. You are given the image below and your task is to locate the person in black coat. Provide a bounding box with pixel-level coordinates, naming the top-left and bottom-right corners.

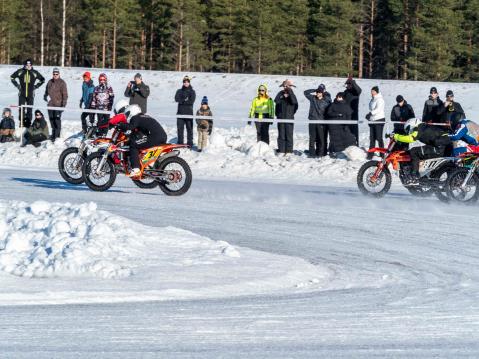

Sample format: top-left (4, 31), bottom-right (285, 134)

top-left (326, 92), bottom-right (356, 153)
top-left (391, 95), bottom-right (416, 133)
top-left (0, 108), bottom-right (16, 143)
top-left (124, 73), bottom-right (150, 113)
top-left (304, 86), bottom-right (331, 157)
top-left (422, 87), bottom-right (443, 123)
top-left (343, 76), bottom-right (362, 145)
top-left (174, 75), bottom-right (196, 147)
top-left (275, 79), bottom-right (298, 155)
top-left (10, 59), bottom-right (45, 128)
top-left (437, 90), bottom-right (465, 124)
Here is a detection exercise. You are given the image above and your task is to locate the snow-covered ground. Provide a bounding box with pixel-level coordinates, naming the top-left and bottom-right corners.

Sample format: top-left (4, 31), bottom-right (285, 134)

top-left (1, 66), bottom-right (479, 357)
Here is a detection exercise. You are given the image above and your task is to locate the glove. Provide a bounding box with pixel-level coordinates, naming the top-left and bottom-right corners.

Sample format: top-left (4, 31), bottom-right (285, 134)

top-left (365, 113), bottom-right (371, 120)
top-left (79, 99), bottom-right (83, 109)
top-left (43, 94), bottom-right (48, 102)
top-left (117, 122), bottom-right (128, 131)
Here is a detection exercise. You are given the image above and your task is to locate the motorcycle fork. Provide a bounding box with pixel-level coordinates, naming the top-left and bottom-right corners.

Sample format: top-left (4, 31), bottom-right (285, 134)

top-left (460, 160), bottom-right (479, 188)
top-left (371, 157), bottom-right (388, 182)
top-left (95, 152), bottom-right (110, 176)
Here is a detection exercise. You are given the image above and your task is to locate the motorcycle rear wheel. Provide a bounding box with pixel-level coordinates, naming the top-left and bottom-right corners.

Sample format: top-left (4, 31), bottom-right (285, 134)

top-left (446, 168), bottom-right (479, 204)
top-left (82, 152), bottom-right (117, 192)
top-left (357, 160), bottom-right (392, 197)
top-left (157, 156), bottom-right (192, 196)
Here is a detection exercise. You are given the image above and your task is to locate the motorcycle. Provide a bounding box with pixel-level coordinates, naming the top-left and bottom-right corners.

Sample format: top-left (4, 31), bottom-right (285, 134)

top-left (81, 127), bottom-right (192, 195)
top-left (445, 147), bottom-right (479, 204)
top-left (58, 126), bottom-right (98, 184)
top-left (357, 138), bottom-right (457, 200)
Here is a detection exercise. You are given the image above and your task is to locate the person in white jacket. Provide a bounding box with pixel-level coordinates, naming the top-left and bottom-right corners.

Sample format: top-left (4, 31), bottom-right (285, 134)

top-left (365, 86), bottom-right (385, 159)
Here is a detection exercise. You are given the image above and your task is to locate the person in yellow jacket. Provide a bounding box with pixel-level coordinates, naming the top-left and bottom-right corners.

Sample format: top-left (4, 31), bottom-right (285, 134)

top-left (248, 84), bottom-right (275, 144)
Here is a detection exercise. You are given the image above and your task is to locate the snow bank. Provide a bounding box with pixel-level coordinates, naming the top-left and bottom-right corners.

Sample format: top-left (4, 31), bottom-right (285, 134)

top-left (0, 200), bottom-right (328, 305)
top-left (0, 121), bottom-right (368, 185)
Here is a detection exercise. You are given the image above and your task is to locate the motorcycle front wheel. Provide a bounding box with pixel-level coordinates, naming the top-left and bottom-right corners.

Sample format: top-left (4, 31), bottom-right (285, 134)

top-left (357, 160), bottom-right (392, 197)
top-left (82, 152), bottom-right (117, 192)
top-left (446, 168), bottom-right (479, 204)
top-left (58, 147), bottom-right (85, 184)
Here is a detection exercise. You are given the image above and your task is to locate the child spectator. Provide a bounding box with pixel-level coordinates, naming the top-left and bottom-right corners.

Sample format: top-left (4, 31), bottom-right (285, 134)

top-left (21, 110), bottom-right (49, 147)
top-left (195, 96), bottom-right (213, 152)
top-left (0, 108), bottom-right (16, 143)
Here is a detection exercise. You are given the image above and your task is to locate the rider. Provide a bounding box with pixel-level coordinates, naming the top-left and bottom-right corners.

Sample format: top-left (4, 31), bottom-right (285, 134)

top-left (117, 104), bottom-right (167, 178)
top-left (95, 99), bottom-right (130, 134)
top-left (448, 113), bottom-right (479, 156)
top-left (393, 118), bottom-right (452, 183)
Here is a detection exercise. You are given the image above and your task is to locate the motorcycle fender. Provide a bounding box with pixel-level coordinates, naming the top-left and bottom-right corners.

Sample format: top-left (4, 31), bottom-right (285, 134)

top-left (368, 147), bottom-right (387, 154)
top-left (156, 151), bottom-right (180, 164)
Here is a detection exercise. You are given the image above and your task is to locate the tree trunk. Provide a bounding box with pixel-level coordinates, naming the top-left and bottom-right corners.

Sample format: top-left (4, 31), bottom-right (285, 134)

top-left (401, 0), bottom-right (409, 80)
top-left (61, 0), bottom-right (66, 67)
top-left (358, 23), bottom-right (364, 78)
top-left (113, 0), bottom-right (117, 69)
top-left (149, 21), bottom-right (154, 70)
top-left (141, 29), bottom-right (146, 69)
top-left (177, 6), bottom-right (184, 72)
top-left (257, 33), bottom-right (262, 74)
top-left (68, 26), bottom-right (72, 66)
top-left (368, 0), bottom-right (375, 77)
top-left (40, 0), bottom-right (44, 66)
top-left (102, 29), bottom-right (106, 68)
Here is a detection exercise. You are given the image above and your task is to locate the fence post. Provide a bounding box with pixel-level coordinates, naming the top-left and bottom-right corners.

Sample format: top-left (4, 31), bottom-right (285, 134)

top-left (20, 104), bottom-right (24, 144)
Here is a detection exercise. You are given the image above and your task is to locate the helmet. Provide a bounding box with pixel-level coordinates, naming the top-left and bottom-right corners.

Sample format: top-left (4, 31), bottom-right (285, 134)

top-left (99, 73), bottom-right (107, 82)
top-left (114, 99), bottom-right (129, 115)
top-left (404, 118), bottom-right (421, 134)
top-left (450, 112), bottom-right (464, 130)
top-left (124, 104), bottom-right (142, 123)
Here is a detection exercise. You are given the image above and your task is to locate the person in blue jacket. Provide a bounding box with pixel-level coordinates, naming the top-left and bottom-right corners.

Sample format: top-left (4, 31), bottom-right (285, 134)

top-left (79, 71), bottom-right (95, 133)
top-left (448, 114), bottom-right (479, 156)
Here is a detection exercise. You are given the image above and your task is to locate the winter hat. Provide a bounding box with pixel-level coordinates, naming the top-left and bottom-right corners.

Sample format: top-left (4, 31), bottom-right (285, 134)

top-left (134, 73), bottom-right (142, 79)
top-left (430, 86), bottom-right (438, 94)
top-left (99, 73), bottom-right (107, 82)
top-left (371, 86), bottom-right (379, 93)
top-left (24, 59), bottom-right (32, 66)
top-left (201, 96), bottom-right (208, 105)
top-left (316, 84), bottom-right (326, 93)
top-left (396, 95), bottom-right (404, 103)
top-left (183, 75), bottom-right (191, 83)
top-left (2, 108), bottom-right (11, 116)
top-left (336, 92), bottom-right (345, 99)
top-left (34, 110), bottom-right (43, 117)
top-left (52, 67), bottom-right (60, 74)
top-left (446, 90), bottom-right (454, 97)
top-left (83, 71), bottom-right (91, 80)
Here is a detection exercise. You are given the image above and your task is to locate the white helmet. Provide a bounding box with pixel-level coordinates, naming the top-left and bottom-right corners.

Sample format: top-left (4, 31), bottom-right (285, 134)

top-left (124, 104), bottom-right (142, 122)
top-left (114, 99), bottom-right (130, 115)
top-left (404, 118), bottom-right (421, 134)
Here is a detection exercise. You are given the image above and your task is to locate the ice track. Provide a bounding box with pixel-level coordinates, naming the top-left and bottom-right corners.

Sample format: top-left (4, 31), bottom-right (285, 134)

top-left (0, 167), bottom-right (479, 357)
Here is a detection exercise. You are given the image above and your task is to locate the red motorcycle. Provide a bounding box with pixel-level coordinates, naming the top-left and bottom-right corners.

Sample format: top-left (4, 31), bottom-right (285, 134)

top-left (357, 138), bottom-right (457, 200)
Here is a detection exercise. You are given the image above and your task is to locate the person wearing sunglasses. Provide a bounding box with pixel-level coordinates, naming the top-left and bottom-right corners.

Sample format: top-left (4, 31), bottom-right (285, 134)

top-left (90, 73), bottom-right (115, 133)
top-left (438, 90), bottom-right (465, 124)
top-left (248, 84), bottom-right (274, 144)
top-left (10, 59), bottom-right (45, 128)
top-left (174, 75), bottom-right (196, 147)
top-left (44, 68), bottom-right (68, 142)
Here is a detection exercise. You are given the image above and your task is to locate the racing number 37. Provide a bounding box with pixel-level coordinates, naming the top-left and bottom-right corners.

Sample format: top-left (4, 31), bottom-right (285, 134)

top-left (142, 148), bottom-right (162, 163)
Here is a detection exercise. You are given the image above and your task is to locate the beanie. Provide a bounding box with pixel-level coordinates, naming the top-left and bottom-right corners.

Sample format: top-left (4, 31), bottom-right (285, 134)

top-left (201, 96), bottom-right (208, 105)
top-left (396, 95), bottom-right (404, 103)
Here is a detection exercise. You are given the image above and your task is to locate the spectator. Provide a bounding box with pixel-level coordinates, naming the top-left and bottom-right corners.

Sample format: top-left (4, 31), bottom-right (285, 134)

top-left (175, 75), bottom-right (196, 147)
top-left (316, 83), bottom-right (332, 103)
top-left (10, 59), bottom-right (45, 128)
top-left (274, 79), bottom-right (298, 155)
top-left (44, 67), bottom-right (68, 142)
top-left (0, 108), bottom-right (16, 143)
top-left (438, 90), bottom-right (465, 124)
top-left (391, 95), bottom-right (416, 133)
top-left (79, 71), bottom-right (95, 134)
top-left (91, 73), bottom-right (114, 131)
top-left (21, 110), bottom-right (49, 147)
top-left (304, 86), bottom-right (331, 157)
top-left (248, 84), bottom-right (275, 144)
top-left (124, 73), bottom-right (150, 113)
top-left (343, 76), bottom-right (362, 145)
top-left (196, 96), bottom-right (213, 152)
top-left (422, 87), bottom-right (443, 123)
top-left (326, 92), bottom-right (355, 154)
top-left (365, 86), bottom-right (386, 159)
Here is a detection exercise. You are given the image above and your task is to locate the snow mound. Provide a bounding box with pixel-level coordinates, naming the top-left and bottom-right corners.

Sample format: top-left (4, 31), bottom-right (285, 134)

top-left (0, 200), bottom-right (329, 305)
top-left (343, 146), bottom-right (367, 161)
top-left (245, 141), bottom-right (275, 158)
